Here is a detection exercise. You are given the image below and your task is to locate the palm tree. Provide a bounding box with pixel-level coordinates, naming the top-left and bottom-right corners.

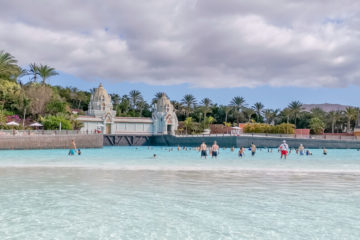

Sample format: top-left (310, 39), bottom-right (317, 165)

top-left (282, 108), bottom-right (291, 124)
top-left (252, 102), bottom-right (264, 122)
top-left (263, 109), bottom-right (279, 124)
top-left (230, 96), bottom-right (246, 124)
top-left (119, 95), bottom-right (131, 114)
top-left (184, 117), bottom-right (193, 134)
top-left (310, 107), bottom-right (326, 121)
top-left (37, 64), bottom-right (58, 84)
top-left (221, 105), bottom-right (232, 123)
top-left (129, 90), bottom-right (142, 109)
top-left (171, 100), bottom-right (182, 114)
top-left (288, 101), bottom-right (303, 127)
top-left (344, 107), bottom-right (357, 133)
top-left (181, 94), bottom-right (196, 117)
top-left (152, 92), bottom-right (168, 105)
top-left (0, 50), bottom-right (20, 80)
top-left (200, 98), bottom-right (212, 119)
top-left (28, 63), bottom-right (39, 82)
top-left (242, 107), bottom-right (255, 122)
top-left (136, 100), bottom-right (147, 117)
top-left (110, 93), bottom-right (121, 106)
top-left (328, 111), bottom-right (342, 133)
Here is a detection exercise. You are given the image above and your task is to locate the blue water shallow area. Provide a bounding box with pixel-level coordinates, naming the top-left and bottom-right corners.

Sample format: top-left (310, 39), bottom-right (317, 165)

top-left (0, 146), bottom-right (360, 239)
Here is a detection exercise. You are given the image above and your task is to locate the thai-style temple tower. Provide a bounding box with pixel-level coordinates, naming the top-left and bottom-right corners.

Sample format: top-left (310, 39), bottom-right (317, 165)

top-left (86, 83), bottom-right (116, 134)
top-left (152, 93), bottom-right (178, 135)
top-left (78, 84), bottom-right (178, 135)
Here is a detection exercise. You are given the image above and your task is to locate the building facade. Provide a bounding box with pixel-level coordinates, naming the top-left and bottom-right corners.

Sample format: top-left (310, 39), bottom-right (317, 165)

top-left (77, 84), bottom-right (178, 135)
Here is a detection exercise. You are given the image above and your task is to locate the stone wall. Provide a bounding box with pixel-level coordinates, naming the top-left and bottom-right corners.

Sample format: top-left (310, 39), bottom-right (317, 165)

top-left (0, 134), bottom-right (103, 150)
top-left (151, 135), bottom-right (360, 149)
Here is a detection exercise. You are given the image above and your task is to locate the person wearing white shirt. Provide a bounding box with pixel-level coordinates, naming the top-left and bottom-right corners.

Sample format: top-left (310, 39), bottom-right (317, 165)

top-left (279, 140), bottom-right (289, 159)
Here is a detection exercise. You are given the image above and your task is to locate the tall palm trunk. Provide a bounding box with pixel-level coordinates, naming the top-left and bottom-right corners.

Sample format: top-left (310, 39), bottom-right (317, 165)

top-left (22, 108), bottom-right (26, 127)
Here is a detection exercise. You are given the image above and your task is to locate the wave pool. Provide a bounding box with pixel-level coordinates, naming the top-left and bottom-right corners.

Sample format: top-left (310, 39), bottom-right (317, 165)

top-left (0, 146), bottom-right (360, 239)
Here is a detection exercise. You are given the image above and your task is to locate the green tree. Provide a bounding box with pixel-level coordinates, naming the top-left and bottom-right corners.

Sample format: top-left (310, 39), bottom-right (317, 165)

top-left (28, 63), bottom-right (39, 82)
top-left (37, 64), bottom-right (58, 84)
top-left (288, 101), bottom-right (303, 127)
top-left (200, 97), bottom-right (212, 126)
top-left (129, 90), bottom-right (142, 110)
top-left (0, 79), bottom-right (21, 110)
top-left (118, 95), bottom-right (131, 116)
top-left (41, 115), bottom-right (72, 130)
top-left (0, 50), bottom-right (21, 81)
top-left (242, 107), bottom-right (255, 122)
top-left (46, 98), bottom-right (69, 115)
top-left (344, 107), bottom-right (357, 133)
top-left (220, 105), bottom-right (232, 123)
top-left (203, 116), bottom-right (215, 129)
top-left (181, 94), bottom-right (196, 117)
top-left (152, 92), bottom-right (168, 105)
top-left (263, 109), bottom-right (279, 124)
top-left (310, 107), bottom-right (326, 121)
top-left (328, 111), bottom-right (342, 133)
top-left (252, 102), bottom-right (264, 122)
top-left (184, 117), bottom-right (193, 134)
top-left (309, 117), bottom-right (325, 134)
top-left (230, 96), bottom-right (246, 124)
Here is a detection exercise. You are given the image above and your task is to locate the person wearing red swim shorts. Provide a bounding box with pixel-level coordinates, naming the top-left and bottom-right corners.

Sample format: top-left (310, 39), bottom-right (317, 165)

top-left (279, 140), bottom-right (289, 159)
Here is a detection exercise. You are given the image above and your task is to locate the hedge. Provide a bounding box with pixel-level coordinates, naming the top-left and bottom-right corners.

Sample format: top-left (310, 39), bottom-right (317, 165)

top-left (243, 123), bottom-right (295, 134)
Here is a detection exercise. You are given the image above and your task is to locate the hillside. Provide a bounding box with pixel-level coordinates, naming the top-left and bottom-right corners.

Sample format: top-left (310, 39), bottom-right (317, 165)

top-left (302, 103), bottom-right (351, 112)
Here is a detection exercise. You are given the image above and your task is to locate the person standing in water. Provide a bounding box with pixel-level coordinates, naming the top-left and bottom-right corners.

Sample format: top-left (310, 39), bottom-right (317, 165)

top-left (200, 142), bottom-right (207, 159)
top-left (251, 143), bottom-right (256, 156)
top-left (298, 144), bottom-right (305, 156)
top-left (211, 141), bottom-right (219, 158)
top-left (69, 139), bottom-right (77, 156)
top-left (238, 147), bottom-right (245, 158)
top-left (323, 147), bottom-right (327, 155)
top-left (279, 140), bottom-right (289, 159)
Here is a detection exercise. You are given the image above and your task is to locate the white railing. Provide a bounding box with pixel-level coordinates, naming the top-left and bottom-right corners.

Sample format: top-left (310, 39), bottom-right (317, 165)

top-left (0, 130), bottom-right (102, 137)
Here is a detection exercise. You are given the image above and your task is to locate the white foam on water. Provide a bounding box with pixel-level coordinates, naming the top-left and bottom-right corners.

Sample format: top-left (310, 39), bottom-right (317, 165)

top-left (1, 163), bottom-right (360, 175)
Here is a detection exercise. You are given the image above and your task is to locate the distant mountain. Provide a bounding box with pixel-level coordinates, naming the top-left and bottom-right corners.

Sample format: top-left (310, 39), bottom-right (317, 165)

top-left (302, 103), bottom-right (351, 112)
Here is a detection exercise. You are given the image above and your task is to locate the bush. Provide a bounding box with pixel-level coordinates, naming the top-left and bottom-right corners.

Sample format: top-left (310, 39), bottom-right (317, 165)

top-left (309, 117), bottom-right (325, 134)
top-left (46, 99), bottom-right (69, 115)
top-left (243, 123), bottom-right (295, 134)
top-left (41, 115), bottom-right (73, 130)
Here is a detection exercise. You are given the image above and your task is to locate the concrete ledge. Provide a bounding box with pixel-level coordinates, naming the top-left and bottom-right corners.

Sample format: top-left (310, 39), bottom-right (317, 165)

top-left (0, 134), bottom-right (103, 150)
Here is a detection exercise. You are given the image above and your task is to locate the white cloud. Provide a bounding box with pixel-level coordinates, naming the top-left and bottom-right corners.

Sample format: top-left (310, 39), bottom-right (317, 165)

top-left (0, 0), bottom-right (360, 88)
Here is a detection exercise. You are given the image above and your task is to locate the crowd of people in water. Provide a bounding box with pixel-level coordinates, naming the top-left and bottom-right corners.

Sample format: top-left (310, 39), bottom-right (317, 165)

top-left (68, 138), bottom-right (359, 158)
top-left (191, 140), bottom-right (328, 159)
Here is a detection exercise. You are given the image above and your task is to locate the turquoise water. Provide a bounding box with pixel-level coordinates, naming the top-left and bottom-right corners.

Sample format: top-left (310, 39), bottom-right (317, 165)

top-left (0, 147), bottom-right (360, 239)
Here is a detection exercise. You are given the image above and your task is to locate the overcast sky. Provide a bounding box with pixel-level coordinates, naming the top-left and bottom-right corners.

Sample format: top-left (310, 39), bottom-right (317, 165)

top-left (1, 0), bottom-right (359, 107)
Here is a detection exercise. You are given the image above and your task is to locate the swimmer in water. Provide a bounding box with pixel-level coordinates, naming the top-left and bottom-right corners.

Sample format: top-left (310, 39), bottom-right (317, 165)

top-left (323, 147), bottom-right (327, 155)
top-left (251, 143), bottom-right (256, 156)
top-left (211, 141), bottom-right (219, 159)
top-left (298, 144), bottom-right (305, 156)
top-left (68, 139), bottom-right (77, 156)
top-left (200, 142), bottom-right (207, 159)
top-left (238, 147), bottom-right (245, 158)
top-left (153, 154), bottom-right (157, 158)
top-left (177, 145), bottom-right (181, 151)
top-left (231, 146), bottom-right (235, 152)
